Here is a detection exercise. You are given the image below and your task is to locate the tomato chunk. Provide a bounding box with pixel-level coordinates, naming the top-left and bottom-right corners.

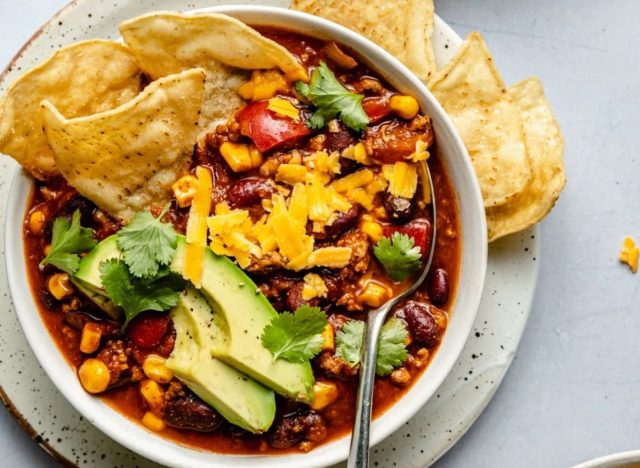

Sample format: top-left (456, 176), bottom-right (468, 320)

top-left (236, 100), bottom-right (311, 153)
top-left (382, 219), bottom-right (432, 257)
top-left (363, 96), bottom-right (392, 123)
top-left (127, 312), bottom-right (171, 349)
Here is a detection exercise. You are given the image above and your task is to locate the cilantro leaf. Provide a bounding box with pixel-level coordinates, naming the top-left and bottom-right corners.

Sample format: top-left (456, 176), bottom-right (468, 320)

top-left (335, 320), bottom-right (365, 367)
top-left (335, 317), bottom-right (409, 376)
top-left (116, 209), bottom-right (177, 278)
top-left (376, 318), bottom-right (410, 375)
top-left (261, 305), bottom-right (327, 363)
top-left (295, 62), bottom-right (369, 132)
top-left (100, 259), bottom-right (184, 327)
top-left (40, 210), bottom-right (97, 274)
top-left (373, 232), bottom-right (422, 281)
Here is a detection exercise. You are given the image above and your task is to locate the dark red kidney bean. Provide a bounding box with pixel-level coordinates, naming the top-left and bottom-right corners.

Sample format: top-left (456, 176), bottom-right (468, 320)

top-left (268, 410), bottom-right (327, 449)
top-left (320, 273), bottom-right (342, 302)
top-left (287, 282), bottom-right (320, 311)
top-left (324, 126), bottom-right (357, 153)
top-left (163, 392), bottom-right (223, 432)
top-left (401, 301), bottom-right (441, 347)
top-left (226, 177), bottom-right (274, 208)
top-left (382, 192), bottom-right (416, 225)
top-left (429, 268), bottom-right (450, 306)
top-left (312, 204), bottom-right (362, 240)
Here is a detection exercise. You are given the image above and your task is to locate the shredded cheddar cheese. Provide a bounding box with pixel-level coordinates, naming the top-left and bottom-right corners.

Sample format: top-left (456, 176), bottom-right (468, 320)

top-left (183, 166), bottom-right (212, 287)
top-left (267, 97), bottom-right (301, 121)
top-left (383, 162), bottom-right (418, 199)
top-left (307, 247), bottom-right (352, 268)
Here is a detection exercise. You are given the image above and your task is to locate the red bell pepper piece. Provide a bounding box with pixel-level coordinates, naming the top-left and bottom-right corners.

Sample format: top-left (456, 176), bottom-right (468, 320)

top-left (236, 100), bottom-right (311, 153)
top-left (127, 312), bottom-right (170, 349)
top-left (382, 219), bottom-right (433, 257)
top-left (363, 96), bottom-right (392, 123)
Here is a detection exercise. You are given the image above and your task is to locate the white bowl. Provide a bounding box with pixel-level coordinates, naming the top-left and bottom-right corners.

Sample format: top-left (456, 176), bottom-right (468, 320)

top-left (4, 5), bottom-right (487, 468)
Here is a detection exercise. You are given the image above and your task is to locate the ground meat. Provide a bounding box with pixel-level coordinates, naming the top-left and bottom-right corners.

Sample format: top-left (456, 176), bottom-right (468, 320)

top-left (245, 251), bottom-right (286, 274)
top-left (64, 310), bottom-right (121, 337)
top-left (95, 340), bottom-right (129, 386)
top-left (268, 409), bottom-right (328, 449)
top-left (163, 392), bottom-right (224, 432)
top-left (317, 351), bottom-right (359, 379)
top-left (351, 77), bottom-right (385, 95)
top-left (258, 274), bottom-right (297, 300)
top-left (363, 115), bottom-right (434, 163)
top-left (336, 229), bottom-right (371, 279)
top-left (287, 281), bottom-right (320, 311)
top-left (336, 288), bottom-right (364, 312)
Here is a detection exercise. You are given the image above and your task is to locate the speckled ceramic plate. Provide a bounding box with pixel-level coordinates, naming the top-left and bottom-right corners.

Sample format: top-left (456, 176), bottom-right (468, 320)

top-left (0, 1), bottom-right (540, 466)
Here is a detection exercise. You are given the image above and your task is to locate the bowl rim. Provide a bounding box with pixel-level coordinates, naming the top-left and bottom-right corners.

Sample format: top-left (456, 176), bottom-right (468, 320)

top-left (4, 5), bottom-right (488, 467)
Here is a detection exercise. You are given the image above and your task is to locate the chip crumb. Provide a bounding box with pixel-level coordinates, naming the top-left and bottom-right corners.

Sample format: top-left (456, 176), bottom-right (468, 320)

top-left (619, 236), bottom-right (639, 273)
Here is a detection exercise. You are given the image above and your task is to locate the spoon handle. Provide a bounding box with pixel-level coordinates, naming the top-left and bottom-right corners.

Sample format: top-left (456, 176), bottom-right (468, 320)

top-left (347, 310), bottom-right (389, 468)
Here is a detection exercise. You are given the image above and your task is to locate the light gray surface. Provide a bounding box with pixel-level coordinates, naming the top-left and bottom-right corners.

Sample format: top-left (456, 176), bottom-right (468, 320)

top-left (0, 0), bottom-right (637, 467)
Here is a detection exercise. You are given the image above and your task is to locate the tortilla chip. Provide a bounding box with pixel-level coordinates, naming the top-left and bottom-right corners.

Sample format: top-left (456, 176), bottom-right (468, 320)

top-left (119, 12), bottom-right (307, 135)
top-left (486, 78), bottom-right (566, 241)
top-left (0, 40), bottom-right (143, 179)
top-left (41, 69), bottom-right (206, 222)
top-left (291, 0), bottom-right (436, 80)
top-left (429, 32), bottom-right (531, 207)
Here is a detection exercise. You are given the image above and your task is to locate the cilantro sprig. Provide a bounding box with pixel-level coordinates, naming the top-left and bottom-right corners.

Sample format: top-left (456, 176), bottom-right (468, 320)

top-left (261, 305), bottom-right (327, 363)
top-left (116, 207), bottom-right (177, 278)
top-left (295, 62), bottom-right (369, 132)
top-left (100, 259), bottom-right (184, 327)
top-left (335, 317), bottom-right (409, 376)
top-left (373, 232), bottom-right (423, 282)
top-left (40, 210), bottom-right (97, 274)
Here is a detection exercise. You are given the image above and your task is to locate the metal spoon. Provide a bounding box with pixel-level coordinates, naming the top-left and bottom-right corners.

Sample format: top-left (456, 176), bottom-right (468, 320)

top-left (346, 160), bottom-right (437, 468)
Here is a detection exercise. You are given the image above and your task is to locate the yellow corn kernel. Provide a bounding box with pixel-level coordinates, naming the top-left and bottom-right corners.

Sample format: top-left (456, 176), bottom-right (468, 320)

top-left (276, 164), bottom-right (307, 185)
top-left (357, 282), bottom-right (391, 308)
top-left (389, 94), bottom-right (420, 120)
top-left (619, 236), bottom-right (639, 273)
top-left (238, 70), bottom-right (289, 101)
top-left (267, 97), bottom-right (301, 121)
top-left (172, 174), bottom-right (199, 208)
top-left (43, 244), bottom-right (52, 256)
top-left (307, 247), bottom-right (352, 268)
top-left (360, 220), bottom-right (383, 243)
top-left (28, 210), bottom-right (46, 234)
top-left (142, 411), bottom-right (166, 432)
top-left (219, 142), bottom-right (263, 172)
top-left (79, 323), bottom-right (102, 354)
top-left (140, 379), bottom-right (165, 410)
top-left (78, 358), bottom-right (110, 394)
top-left (142, 355), bottom-right (174, 384)
top-left (321, 324), bottom-right (335, 351)
top-left (310, 381), bottom-right (339, 410)
top-left (48, 273), bottom-right (73, 300)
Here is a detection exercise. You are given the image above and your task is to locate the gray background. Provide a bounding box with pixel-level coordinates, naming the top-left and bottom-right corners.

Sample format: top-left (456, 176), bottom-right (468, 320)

top-left (0, 0), bottom-right (638, 466)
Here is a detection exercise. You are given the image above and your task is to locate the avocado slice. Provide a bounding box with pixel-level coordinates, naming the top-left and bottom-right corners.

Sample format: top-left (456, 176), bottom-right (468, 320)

top-left (72, 235), bottom-right (122, 319)
top-left (166, 287), bottom-right (276, 433)
top-left (171, 238), bottom-right (315, 403)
